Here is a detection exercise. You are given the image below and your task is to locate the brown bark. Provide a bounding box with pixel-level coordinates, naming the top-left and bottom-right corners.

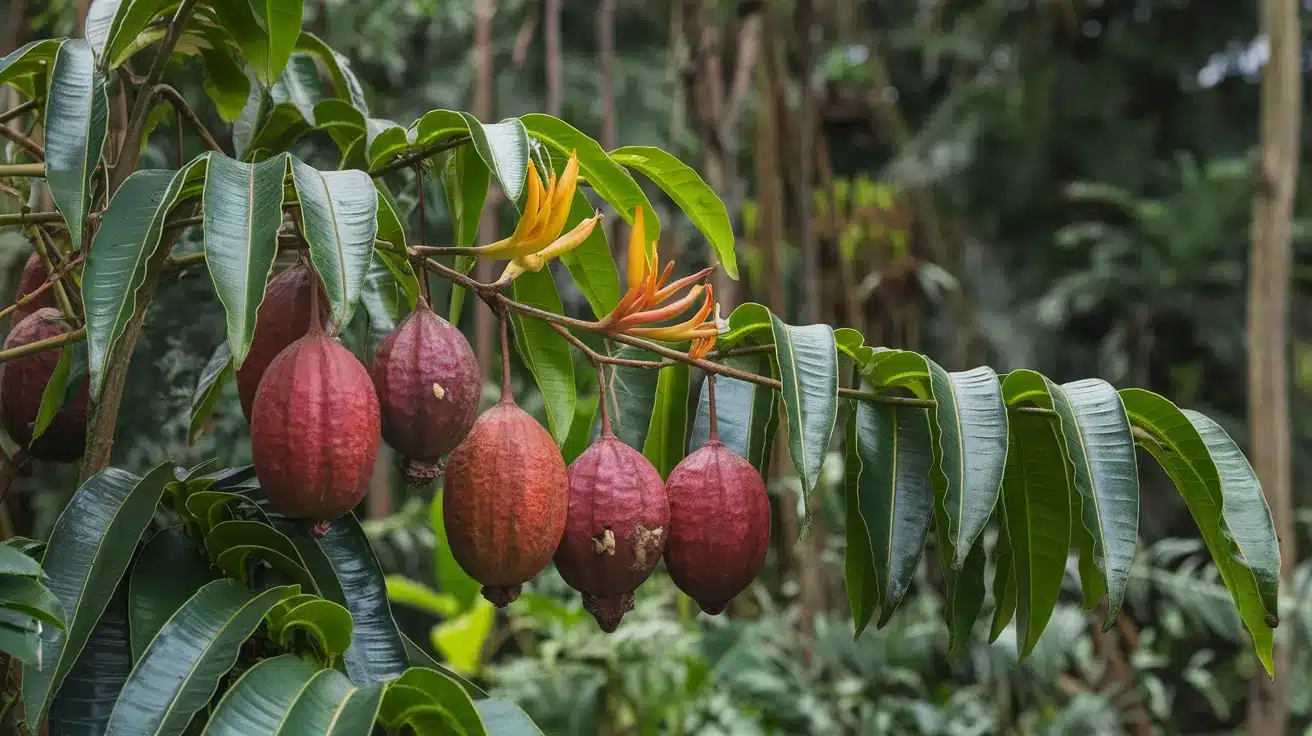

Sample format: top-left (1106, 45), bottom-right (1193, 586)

top-left (597, 0), bottom-right (619, 249)
top-left (472, 0), bottom-right (497, 378)
top-left (544, 0), bottom-right (563, 116)
top-left (1246, 0), bottom-right (1301, 731)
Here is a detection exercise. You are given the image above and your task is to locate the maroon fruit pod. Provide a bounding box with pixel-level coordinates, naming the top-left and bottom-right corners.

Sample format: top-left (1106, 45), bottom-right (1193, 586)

top-left (249, 303), bottom-right (382, 521)
top-left (11, 252), bottom-right (57, 326)
top-left (0, 308), bottom-right (88, 463)
top-left (369, 303), bottom-right (481, 488)
top-left (662, 376), bottom-right (771, 615)
top-left (236, 263), bottom-right (329, 421)
top-left (554, 434), bottom-right (669, 632)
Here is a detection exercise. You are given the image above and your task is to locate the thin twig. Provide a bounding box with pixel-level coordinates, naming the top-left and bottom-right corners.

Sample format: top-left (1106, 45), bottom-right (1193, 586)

top-left (0, 163), bottom-right (45, 179)
top-left (32, 227), bottom-right (78, 322)
top-left (0, 326), bottom-right (85, 365)
top-left (369, 135), bottom-right (471, 178)
top-left (0, 100), bottom-right (36, 126)
top-left (0, 124), bottom-right (43, 159)
top-left (0, 211), bottom-right (61, 227)
top-left (0, 252), bottom-right (86, 323)
top-left (154, 84), bottom-right (224, 154)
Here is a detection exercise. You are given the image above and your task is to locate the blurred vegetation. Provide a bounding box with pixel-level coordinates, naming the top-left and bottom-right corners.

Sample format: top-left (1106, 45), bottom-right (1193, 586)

top-left (3, 0), bottom-right (1309, 733)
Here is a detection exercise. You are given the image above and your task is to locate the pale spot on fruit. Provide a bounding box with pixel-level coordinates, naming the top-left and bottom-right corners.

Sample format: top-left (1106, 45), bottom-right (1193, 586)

top-left (591, 528), bottom-right (616, 555)
top-left (432, 382), bottom-right (445, 400)
top-left (632, 525), bottom-right (664, 568)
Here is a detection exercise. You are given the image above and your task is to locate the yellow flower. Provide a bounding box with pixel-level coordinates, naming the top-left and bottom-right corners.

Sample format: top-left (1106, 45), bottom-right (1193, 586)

top-left (473, 151), bottom-right (584, 261)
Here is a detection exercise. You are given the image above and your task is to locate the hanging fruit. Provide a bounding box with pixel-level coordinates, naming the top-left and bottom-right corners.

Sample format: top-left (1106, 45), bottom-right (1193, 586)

top-left (0, 308), bottom-right (88, 463)
top-left (553, 365), bottom-right (669, 632)
top-left (236, 261), bottom-right (330, 421)
top-left (663, 376), bottom-right (771, 614)
top-left (249, 266), bottom-right (381, 522)
top-left (443, 311), bottom-right (568, 607)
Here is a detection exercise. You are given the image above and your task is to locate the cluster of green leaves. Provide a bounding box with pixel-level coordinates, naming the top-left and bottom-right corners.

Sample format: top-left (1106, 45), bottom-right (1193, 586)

top-left (16, 459), bottom-right (536, 734)
top-left (0, 538), bottom-right (64, 667)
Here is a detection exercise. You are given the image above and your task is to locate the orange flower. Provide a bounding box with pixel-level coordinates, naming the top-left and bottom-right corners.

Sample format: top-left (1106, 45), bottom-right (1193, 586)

top-left (595, 206), bottom-right (716, 337)
top-left (473, 151), bottom-right (597, 262)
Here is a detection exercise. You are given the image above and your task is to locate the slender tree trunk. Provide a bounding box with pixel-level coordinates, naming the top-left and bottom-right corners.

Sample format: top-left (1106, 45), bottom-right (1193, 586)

top-left (1245, 0), bottom-right (1300, 732)
top-left (472, 0), bottom-right (497, 377)
top-left (597, 0), bottom-right (619, 250)
top-left (544, 0), bottom-right (562, 117)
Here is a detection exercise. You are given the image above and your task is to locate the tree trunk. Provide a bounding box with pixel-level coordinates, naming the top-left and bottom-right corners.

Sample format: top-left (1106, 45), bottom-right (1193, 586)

top-left (472, 0), bottom-right (497, 377)
top-left (1245, 0), bottom-right (1301, 731)
top-left (544, 0), bottom-right (562, 117)
top-left (596, 0), bottom-right (619, 250)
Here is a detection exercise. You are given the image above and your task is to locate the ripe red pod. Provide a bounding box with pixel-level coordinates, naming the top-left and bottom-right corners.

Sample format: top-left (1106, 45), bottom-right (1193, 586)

top-left (369, 302), bottom-right (481, 488)
top-left (11, 252), bottom-right (57, 326)
top-left (554, 429), bottom-right (669, 632)
top-left (236, 262), bottom-right (329, 421)
top-left (663, 377), bottom-right (771, 615)
top-left (0, 308), bottom-right (88, 463)
top-left (249, 296), bottom-right (382, 521)
top-left (442, 318), bottom-right (567, 607)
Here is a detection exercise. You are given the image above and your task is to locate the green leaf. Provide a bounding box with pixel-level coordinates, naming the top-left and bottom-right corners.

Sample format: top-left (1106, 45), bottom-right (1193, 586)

top-left (937, 523), bottom-right (987, 659)
top-left (642, 363), bottom-right (690, 480)
top-left (377, 667), bottom-right (486, 735)
top-left (300, 514), bottom-right (409, 684)
top-left (85, 0), bottom-right (169, 69)
top-left (1120, 389), bottom-right (1278, 676)
top-left (843, 403), bottom-right (879, 636)
top-left (280, 667), bottom-right (386, 734)
top-left (510, 270), bottom-right (576, 444)
top-left (475, 699), bottom-right (543, 736)
top-left (85, 161), bottom-right (203, 396)
top-left (989, 533), bottom-right (1016, 643)
top-left (31, 340), bottom-right (80, 445)
top-left (274, 599), bottom-right (353, 658)
top-left (852, 399), bottom-right (935, 628)
top-left (408, 109), bottom-right (466, 150)
top-left (400, 633), bottom-right (488, 699)
top-left (447, 256), bottom-right (477, 326)
top-left (206, 520), bottom-right (316, 592)
top-left (719, 302), bottom-right (773, 347)
top-left (203, 153), bottom-right (288, 368)
top-left (0, 543), bottom-right (42, 577)
top-left (610, 145), bottom-right (736, 279)
top-left (105, 581), bottom-right (297, 735)
top-left (556, 190), bottom-right (621, 319)
top-left (48, 585), bottom-right (131, 734)
top-left (0, 576), bottom-right (65, 630)
top-left (520, 114), bottom-right (659, 244)
top-left (441, 145), bottom-right (490, 322)
top-left (689, 355), bottom-right (778, 478)
top-left (360, 250), bottom-right (414, 346)
top-left (458, 113), bottom-right (530, 205)
top-left (431, 599), bottom-right (495, 676)
top-left (833, 328), bottom-right (864, 359)
top-left (365, 118), bottom-right (410, 170)
top-left (128, 526), bottom-right (212, 662)
top-left (769, 315), bottom-right (839, 533)
top-left (189, 341), bottom-right (233, 445)
top-left (1055, 379), bottom-right (1139, 627)
top-left (926, 362), bottom-right (1008, 569)
top-left (595, 344), bottom-right (660, 452)
top-left (999, 371), bottom-right (1073, 661)
top-left (294, 31), bottom-right (369, 113)
top-left (230, 0), bottom-right (305, 85)
top-left (22, 463), bottom-right (174, 727)
top-left (0, 39), bottom-right (62, 100)
top-left (202, 654), bottom-right (318, 734)
top-left (314, 99), bottom-right (366, 159)
top-left (430, 492), bottom-right (480, 612)
top-left (289, 156), bottom-right (378, 330)
top-left (200, 42), bottom-right (250, 122)
top-left (562, 390), bottom-right (598, 465)
top-left (45, 39), bottom-right (109, 251)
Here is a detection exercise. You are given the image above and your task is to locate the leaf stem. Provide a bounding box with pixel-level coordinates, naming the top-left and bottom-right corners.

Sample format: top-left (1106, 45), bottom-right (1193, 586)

top-left (415, 166), bottom-right (432, 305)
top-left (154, 84), bottom-right (224, 154)
top-left (497, 303), bottom-right (512, 401)
top-left (32, 227), bottom-right (79, 324)
top-left (707, 374), bottom-right (719, 442)
top-left (0, 163), bottom-right (45, 179)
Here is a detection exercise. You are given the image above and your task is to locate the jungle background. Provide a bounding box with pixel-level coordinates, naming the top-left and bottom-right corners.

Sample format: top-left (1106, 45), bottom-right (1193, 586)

top-left (3, 0), bottom-right (1310, 734)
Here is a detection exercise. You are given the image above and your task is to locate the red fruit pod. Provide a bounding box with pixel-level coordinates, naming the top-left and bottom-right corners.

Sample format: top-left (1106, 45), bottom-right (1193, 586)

top-left (369, 304), bottom-right (481, 488)
top-left (663, 379), bottom-right (771, 615)
top-left (0, 308), bottom-right (88, 463)
top-left (554, 435), bottom-right (669, 632)
top-left (11, 252), bottom-right (57, 326)
top-left (250, 330), bottom-right (382, 521)
top-left (236, 263), bottom-right (329, 421)
top-left (443, 400), bottom-right (568, 607)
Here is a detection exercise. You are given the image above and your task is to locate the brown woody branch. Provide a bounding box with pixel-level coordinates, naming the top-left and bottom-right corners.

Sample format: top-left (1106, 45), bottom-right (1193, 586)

top-left (0, 124), bottom-right (43, 160)
top-left (0, 326), bottom-right (84, 364)
top-left (0, 100), bottom-right (37, 126)
top-left (0, 253), bottom-right (86, 324)
top-left (0, 211), bottom-right (61, 227)
top-left (369, 135), bottom-right (472, 178)
top-left (0, 163), bottom-right (45, 179)
top-left (153, 84), bottom-right (224, 154)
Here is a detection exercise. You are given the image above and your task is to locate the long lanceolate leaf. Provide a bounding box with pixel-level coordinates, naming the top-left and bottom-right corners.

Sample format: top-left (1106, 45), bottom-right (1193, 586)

top-left (0, 39), bottom-right (62, 100)
top-left (128, 526), bottom-right (213, 662)
top-left (642, 364), bottom-right (690, 480)
top-left (203, 153), bottom-right (288, 369)
top-left (843, 403), bottom-right (879, 635)
top-left (458, 113), bottom-right (531, 205)
top-left (926, 362), bottom-right (1008, 569)
top-left (105, 581), bottom-right (297, 735)
top-left (689, 354), bottom-right (778, 476)
top-left (769, 315), bottom-right (839, 533)
top-left (48, 585), bottom-right (131, 735)
top-left (85, 0), bottom-right (169, 69)
top-left (1120, 388), bottom-right (1279, 675)
top-left (290, 156), bottom-right (378, 330)
top-left (1055, 379), bottom-right (1139, 628)
top-left (45, 39), bottom-right (109, 251)
top-left (595, 344), bottom-right (660, 452)
top-left (999, 371), bottom-right (1073, 661)
top-left (85, 158), bottom-right (205, 397)
top-left (510, 270), bottom-right (576, 444)
top-left (204, 654), bottom-right (384, 735)
top-left (23, 463), bottom-right (175, 727)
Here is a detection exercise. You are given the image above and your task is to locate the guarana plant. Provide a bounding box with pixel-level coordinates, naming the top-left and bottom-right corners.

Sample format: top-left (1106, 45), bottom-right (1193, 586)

top-left (0, 0), bottom-right (1281, 733)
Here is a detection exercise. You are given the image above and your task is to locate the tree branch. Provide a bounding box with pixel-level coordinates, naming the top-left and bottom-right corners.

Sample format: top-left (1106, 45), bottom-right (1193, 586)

top-left (32, 226), bottom-right (79, 322)
top-left (0, 326), bottom-right (85, 364)
top-left (0, 253), bottom-right (86, 324)
top-left (153, 84), bottom-right (224, 154)
top-left (369, 135), bottom-right (471, 178)
top-left (0, 210), bottom-right (61, 227)
top-left (0, 163), bottom-right (45, 179)
top-left (0, 124), bottom-right (43, 160)
top-left (0, 100), bottom-right (37, 126)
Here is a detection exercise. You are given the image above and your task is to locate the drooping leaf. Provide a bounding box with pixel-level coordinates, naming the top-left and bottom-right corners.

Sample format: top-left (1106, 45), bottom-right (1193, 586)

top-left (31, 340), bottom-right (84, 445)
top-left (689, 355), bottom-right (778, 477)
top-left (360, 250), bottom-right (415, 347)
top-left (200, 41), bottom-right (249, 122)
top-left (203, 153), bottom-right (288, 368)
top-left (85, 0), bottom-right (169, 69)
top-left (843, 403), bottom-right (879, 636)
top-left (280, 667), bottom-right (386, 734)
top-left (22, 463), bottom-right (175, 727)
top-left (105, 581), bottom-right (297, 735)
top-left (937, 523), bottom-right (987, 659)
top-left (0, 543), bottom-right (42, 578)
top-left (642, 363), bottom-right (690, 480)
top-left (595, 343), bottom-right (660, 452)
top-left (458, 113), bottom-right (530, 205)
top-left (294, 31), bottom-right (369, 113)
top-left (206, 520), bottom-right (317, 593)
top-left (299, 514), bottom-right (409, 684)
top-left (562, 388), bottom-right (599, 465)
top-left (520, 114), bottom-right (659, 244)
top-left (188, 341), bottom-right (233, 445)
top-left (851, 399), bottom-right (935, 628)
top-left (989, 533), bottom-right (1016, 643)
top-left (221, 0), bottom-right (306, 85)
top-left (769, 315), bottom-right (839, 533)
top-left (610, 145), bottom-right (736, 279)
top-left (475, 698), bottom-right (544, 736)
top-left (999, 371), bottom-right (1073, 661)
top-left (833, 328), bottom-right (864, 359)
top-left (128, 526), bottom-right (213, 662)
top-left (202, 654), bottom-right (319, 735)
top-left (45, 39), bottom-right (109, 251)
top-left (555, 189), bottom-right (620, 319)
top-left (926, 361), bottom-right (1008, 569)
top-left (376, 667), bottom-right (487, 735)
top-left (0, 39), bottom-right (62, 100)
top-left (273, 598), bottom-right (353, 658)
top-left (290, 156), bottom-right (378, 330)
top-left (48, 585), bottom-right (131, 735)
top-left (1120, 388), bottom-right (1278, 676)
top-left (1055, 378), bottom-right (1139, 628)
top-left (719, 302), bottom-right (773, 347)
top-left (0, 576), bottom-right (65, 630)
top-left (441, 144), bottom-right (491, 321)
top-left (85, 160), bottom-right (203, 396)
top-left (510, 270), bottom-right (576, 444)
